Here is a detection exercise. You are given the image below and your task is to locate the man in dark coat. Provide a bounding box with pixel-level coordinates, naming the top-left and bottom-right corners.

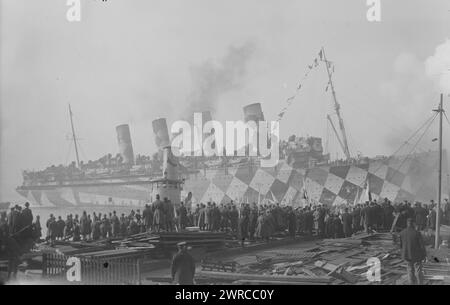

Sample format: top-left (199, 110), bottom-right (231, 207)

top-left (64, 215), bottom-right (73, 238)
top-left (413, 202), bottom-right (428, 231)
top-left (341, 208), bottom-right (353, 237)
top-left (56, 216), bottom-right (65, 240)
top-left (171, 242), bottom-right (195, 285)
top-left (20, 202), bottom-right (33, 239)
top-left (399, 218), bottom-right (426, 285)
top-left (229, 205), bottom-right (239, 233)
top-left (363, 203), bottom-right (374, 234)
top-left (219, 204), bottom-right (228, 232)
top-left (314, 206), bottom-right (326, 237)
top-left (238, 205), bottom-right (250, 246)
top-left (111, 211), bottom-right (120, 237)
top-left (428, 205), bottom-right (443, 231)
top-left (142, 204), bottom-right (153, 232)
top-left (178, 202), bottom-right (188, 230)
top-left (325, 214), bottom-right (334, 238)
top-left (373, 201), bottom-right (384, 230)
top-left (0, 231), bottom-right (21, 281)
top-left (333, 214), bottom-right (343, 239)
top-left (304, 207), bottom-right (314, 236)
top-left (352, 205), bottom-right (361, 233)
top-left (165, 199), bottom-right (175, 232)
top-left (287, 207), bottom-right (296, 239)
top-left (248, 203), bottom-right (259, 240)
top-left (8, 206), bottom-right (20, 235)
top-left (46, 214), bottom-right (57, 246)
top-left (80, 211), bottom-right (89, 241)
top-left (152, 194), bottom-right (164, 232)
top-left (383, 201), bottom-right (395, 231)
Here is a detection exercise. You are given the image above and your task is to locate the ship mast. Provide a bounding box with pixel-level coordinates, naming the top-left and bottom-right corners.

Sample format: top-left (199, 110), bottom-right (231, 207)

top-left (69, 104), bottom-right (81, 168)
top-left (321, 47), bottom-right (351, 160)
top-left (327, 114), bottom-right (347, 158)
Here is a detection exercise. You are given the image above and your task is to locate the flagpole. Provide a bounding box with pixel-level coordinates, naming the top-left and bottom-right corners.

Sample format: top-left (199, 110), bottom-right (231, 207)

top-left (434, 94), bottom-right (444, 249)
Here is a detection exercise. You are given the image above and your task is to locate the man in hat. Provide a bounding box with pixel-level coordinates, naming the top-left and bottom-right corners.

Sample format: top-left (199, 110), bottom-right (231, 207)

top-left (152, 194), bottom-right (164, 232)
top-left (171, 241), bottom-right (196, 285)
top-left (341, 208), bottom-right (353, 237)
top-left (21, 202), bottom-right (33, 239)
top-left (399, 218), bottom-right (426, 285)
top-left (46, 214), bottom-right (57, 246)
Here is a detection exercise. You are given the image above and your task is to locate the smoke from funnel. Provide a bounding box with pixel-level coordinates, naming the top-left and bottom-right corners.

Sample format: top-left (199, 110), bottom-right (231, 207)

top-left (183, 41), bottom-right (256, 117)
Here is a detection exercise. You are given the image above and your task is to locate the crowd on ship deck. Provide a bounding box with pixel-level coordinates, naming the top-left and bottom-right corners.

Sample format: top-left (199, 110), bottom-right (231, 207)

top-left (21, 153), bottom-right (163, 185)
top-left (22, 132), bottom-right (409, 186)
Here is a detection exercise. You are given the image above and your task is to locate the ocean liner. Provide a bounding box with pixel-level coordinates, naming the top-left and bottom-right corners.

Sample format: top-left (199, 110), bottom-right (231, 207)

top-left (15, 50), bottom-right (449, 208)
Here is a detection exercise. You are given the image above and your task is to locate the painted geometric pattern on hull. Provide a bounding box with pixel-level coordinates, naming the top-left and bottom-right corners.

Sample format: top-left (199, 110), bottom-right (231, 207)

top-left (188, 151), bottom-right (446, 206)
top-left (16, 151), bottom-right (447, 207)
top-left (16, 183), bottom-right (150, 208)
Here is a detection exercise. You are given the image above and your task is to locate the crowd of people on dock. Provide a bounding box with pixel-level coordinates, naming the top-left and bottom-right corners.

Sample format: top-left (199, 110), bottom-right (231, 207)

top-left (1, 196), bottom-right (449, 281)
top-left (190, 197), bottom-right (450, 245)
top-left (2, 196), bottom-right (449, 249)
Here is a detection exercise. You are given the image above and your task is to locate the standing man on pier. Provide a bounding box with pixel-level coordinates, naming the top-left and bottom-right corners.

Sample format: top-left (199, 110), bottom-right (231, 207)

top-left (21, 202), bottom-right (33, 240)
top-left (171, 241), bottom-right (196, 285)
top-left (399, 218), bottom-right (427, 285)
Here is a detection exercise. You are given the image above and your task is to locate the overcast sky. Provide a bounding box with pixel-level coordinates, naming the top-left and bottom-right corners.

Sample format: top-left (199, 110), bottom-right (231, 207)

top-left (1, 0), bottom-right (449, 201)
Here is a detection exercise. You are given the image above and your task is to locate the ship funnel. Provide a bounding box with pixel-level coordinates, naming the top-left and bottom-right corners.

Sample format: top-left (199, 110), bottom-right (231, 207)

top-left (152, 117), bottom-right (178, 180)
top-left (243, 103), bottom-right (265, 123)
top-left (152, 118), bottom-right (171, 149)
top-left (116, 124), bottom-right (135, 165)
top-left (149, 117), bottom-right (183, 207)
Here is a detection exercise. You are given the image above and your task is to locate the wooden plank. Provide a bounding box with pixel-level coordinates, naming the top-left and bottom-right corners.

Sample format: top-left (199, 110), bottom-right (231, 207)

top-left (390, 214), bottom-right (400, 233)
top-left (300, 268), bottom-right (319, 277)
top-left (196, 270), bottom-right (333, 283)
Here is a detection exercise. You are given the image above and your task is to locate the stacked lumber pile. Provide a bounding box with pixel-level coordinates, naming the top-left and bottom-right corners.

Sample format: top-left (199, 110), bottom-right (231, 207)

top-left (114, 231), bottom-right (227, 251)
top-left (183, 232), bottom-right (408, 285)
top-left (145, 231), bottom-right (450, 285)
top-left (35, 231), bottom-right (227, 262)
top-left (49, 240), bottom-right (114, 256)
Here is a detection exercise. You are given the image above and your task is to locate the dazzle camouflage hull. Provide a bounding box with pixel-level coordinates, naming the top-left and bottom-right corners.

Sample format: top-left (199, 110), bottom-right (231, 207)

top-left (16, 151), bottom-right (448, 207)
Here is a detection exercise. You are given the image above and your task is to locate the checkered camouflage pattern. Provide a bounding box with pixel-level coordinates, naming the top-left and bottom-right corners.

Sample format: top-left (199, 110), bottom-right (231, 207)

top-left (16, 151), bottom-right (448, 207)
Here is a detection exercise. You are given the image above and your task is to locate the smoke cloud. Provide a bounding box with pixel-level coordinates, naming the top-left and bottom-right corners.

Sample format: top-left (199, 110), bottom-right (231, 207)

top-left (379, 39), bottom-right (450, 156)
top-left (184, 41), bottom-right (256, 117)
top-left (379, 53), bottom-right (436, 152)
top-left (425, 39), bottom-right (450, 93)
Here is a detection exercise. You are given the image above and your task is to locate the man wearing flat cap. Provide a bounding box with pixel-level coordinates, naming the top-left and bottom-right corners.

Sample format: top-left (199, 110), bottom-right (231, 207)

top-left (399, 218), bottom-right (426, 285)
top-left (171, 241), bottom-right (196, 285)
top-left (21, 202), bottom-right (34, 240)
